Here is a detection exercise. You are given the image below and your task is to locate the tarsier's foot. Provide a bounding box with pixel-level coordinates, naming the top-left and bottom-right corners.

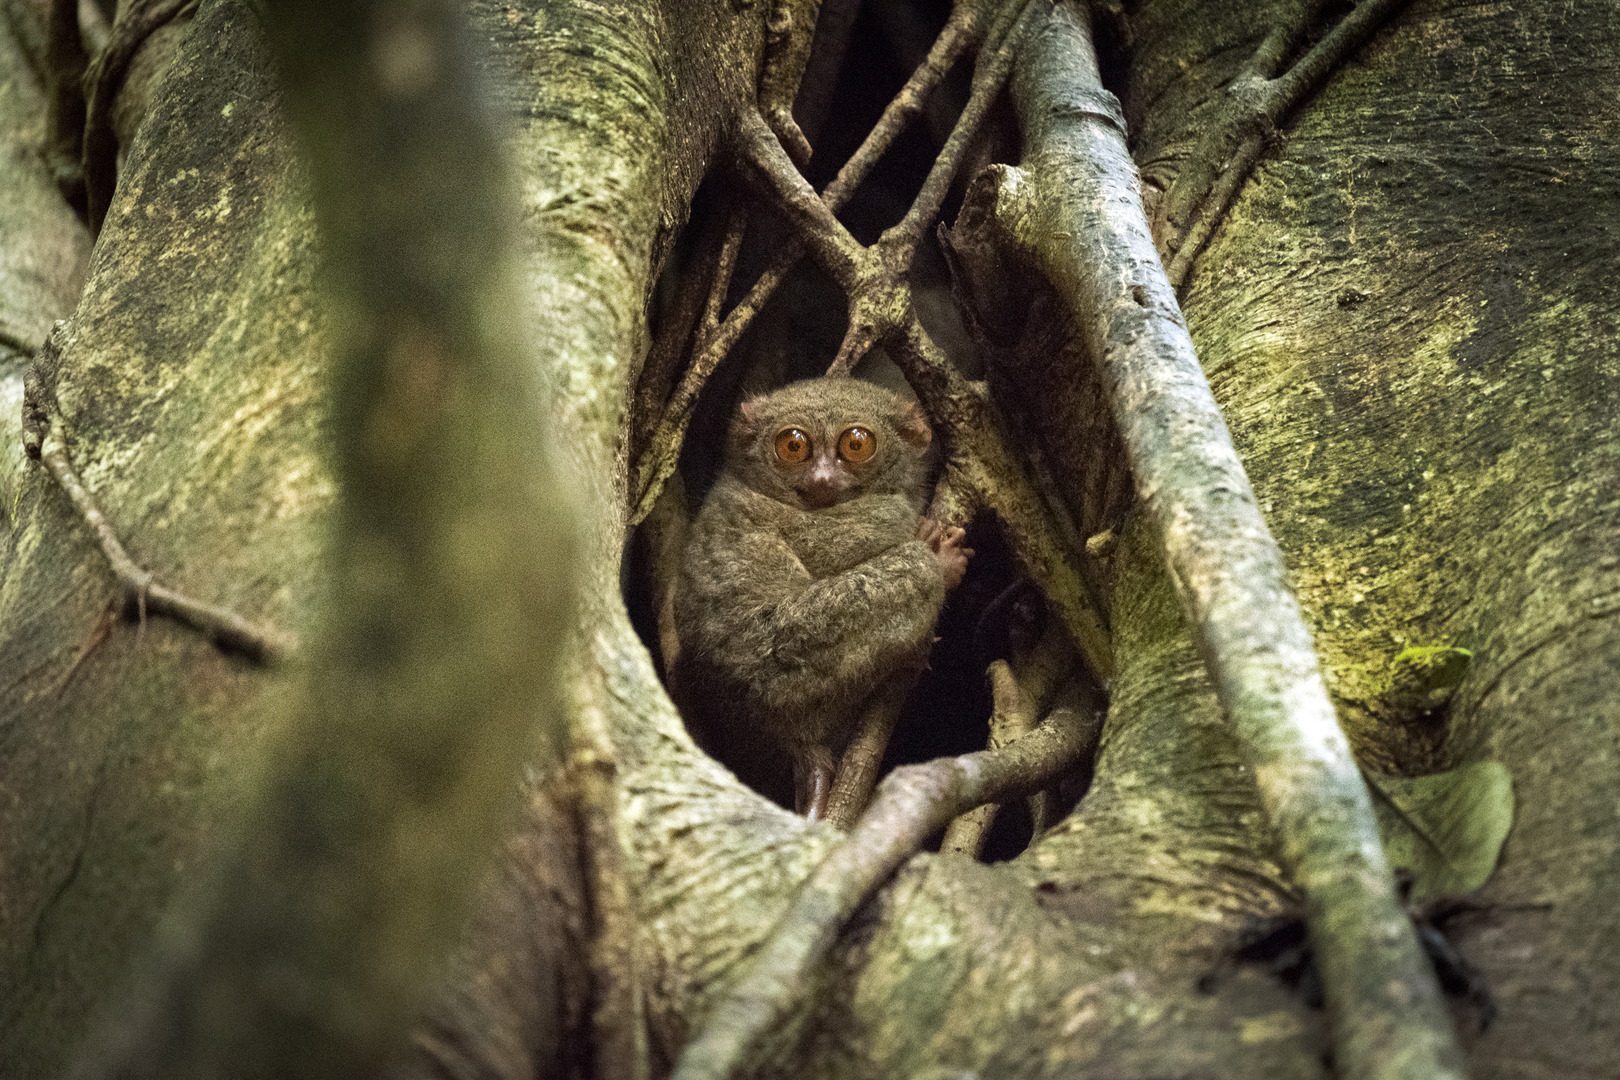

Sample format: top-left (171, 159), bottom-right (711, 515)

top-left (918, 518), bottom-right (974, 590)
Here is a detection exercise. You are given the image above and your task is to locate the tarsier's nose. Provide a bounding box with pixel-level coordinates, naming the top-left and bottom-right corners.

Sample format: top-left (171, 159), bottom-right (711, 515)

top-left (798, 461), bottom-right (846, 508)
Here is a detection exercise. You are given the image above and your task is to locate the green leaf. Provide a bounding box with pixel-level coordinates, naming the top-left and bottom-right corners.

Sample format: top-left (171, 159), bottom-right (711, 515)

top-left (1368, 761), bottom-right (1514, 902)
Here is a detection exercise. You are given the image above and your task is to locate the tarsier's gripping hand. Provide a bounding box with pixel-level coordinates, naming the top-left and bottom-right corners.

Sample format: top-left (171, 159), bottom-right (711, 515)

top-left (917, 517), bottom-right (974, 590)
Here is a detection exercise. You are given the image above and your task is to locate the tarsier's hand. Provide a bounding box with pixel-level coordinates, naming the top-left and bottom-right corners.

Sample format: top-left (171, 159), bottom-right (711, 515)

top-left (916, 518), bottom-right (974, 590)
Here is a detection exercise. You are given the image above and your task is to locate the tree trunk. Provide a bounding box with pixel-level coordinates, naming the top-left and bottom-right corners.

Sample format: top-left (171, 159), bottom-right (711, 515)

top-left (1, 1), bottom-right (1615, 1078)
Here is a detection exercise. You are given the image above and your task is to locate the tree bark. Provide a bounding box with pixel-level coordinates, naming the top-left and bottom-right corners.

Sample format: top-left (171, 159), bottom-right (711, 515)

top-left (1, 1), bottom-right (1616, 1078)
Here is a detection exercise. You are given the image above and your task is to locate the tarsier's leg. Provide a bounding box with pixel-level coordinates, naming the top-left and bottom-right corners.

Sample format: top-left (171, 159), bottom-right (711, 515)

top-left (793, 748), bottom-right (836, 821)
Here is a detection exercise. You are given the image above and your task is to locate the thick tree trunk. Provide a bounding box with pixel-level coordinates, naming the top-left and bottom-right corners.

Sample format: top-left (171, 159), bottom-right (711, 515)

top-left (1, 1), bottom-right (1615, 1078)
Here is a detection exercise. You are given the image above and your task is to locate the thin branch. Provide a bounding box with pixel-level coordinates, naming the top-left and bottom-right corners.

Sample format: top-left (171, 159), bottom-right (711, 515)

top-left (995, 5), bottom-right (1464, 1077)
top-left (630, 0), bottom-right (994, 517)
top-left (939, 660), bottom-right (1038, 857)
top-left (22, 327), bottom-right (289, 665)
top-left (1159, 0), bottom-right (1410, 290)
top-left (629, 252), bottom-right (793, 522)
top-left (823, 680), bottom-right (907, 830)
top-left (631, 206), bottom-right (739, 461)
top-left (35, 433), bottom-right (290, 665)
top-left (885, 0), bottom-right (1037, 254)
top-left (819, 0), bottom-right (987, 212)
top-left (670, 704), bottom-right (1098, 1080)
top-left (888, 322), bottom-right (1115, 682)
top-left (696, 208), bottom-right (747, 349)
top-left (757, 0), bottom-right (822, 164)
top-left (735, 108), bottom-right (866, 291)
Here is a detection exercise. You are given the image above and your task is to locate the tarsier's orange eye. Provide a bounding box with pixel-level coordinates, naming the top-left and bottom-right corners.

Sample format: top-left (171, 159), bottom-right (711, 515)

top-left (774, 427), bottom-right (812, 464)
top-left (837, 426), bottom-right (876, 463)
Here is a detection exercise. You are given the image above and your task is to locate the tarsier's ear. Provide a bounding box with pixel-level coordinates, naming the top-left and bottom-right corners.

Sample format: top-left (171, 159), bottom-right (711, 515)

top-left (898, 401), bottom-right (933, 450)
top-left (730, 397), bottom-right (762, 445)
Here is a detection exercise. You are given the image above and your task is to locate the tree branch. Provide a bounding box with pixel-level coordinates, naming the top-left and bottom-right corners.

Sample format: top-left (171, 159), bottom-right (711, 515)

top-left (670, 704), bottom-right (1098, 1080)
top-left (36, 433), bottom-right (291, 664)
top-left (629, 0), bottom-right (1002, 521)
top-left (757, 0), bottom-right (821, 164)
top-left (986, 5), bottom-right (1464, 1078)
top-left (66, 0), bottom-right (583, 1075)
top-left (1157, 0), bottom-right (1410, 290)
top-left (939, 659), bottom-right (1037, 857)
top-left (23, 328), bottom-right (291, 666)
top-left (823, 680), bottom-right (907, 830)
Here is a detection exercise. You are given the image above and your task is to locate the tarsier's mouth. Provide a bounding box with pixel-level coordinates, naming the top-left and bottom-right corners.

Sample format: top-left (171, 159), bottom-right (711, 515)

top-left (796, 484), bottom-right (849, 509)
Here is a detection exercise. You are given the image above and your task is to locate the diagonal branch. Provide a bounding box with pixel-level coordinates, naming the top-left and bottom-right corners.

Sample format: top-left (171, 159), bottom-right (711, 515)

top-left (629, 0), bottom-right (1014, 521)
top-left (670, 702), bottom-right (1098, 1080)
top-left (883, 0), bottom-right (1038, 255)
top-left (984, 4), bottom-right (1464, 1078)
top-left (734, 108), bottom-right (866, 291)
top-left (23, 329), bottom-right (291, 666)
top-left (757, 0), bottom-right (822, 164)
top-left (1156, 0), bottom-right (1410, 290)
top-left (35, 434), bottom-right (291, 665)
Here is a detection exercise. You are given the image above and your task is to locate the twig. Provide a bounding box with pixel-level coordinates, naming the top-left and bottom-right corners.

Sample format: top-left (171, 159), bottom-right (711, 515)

top-left (670, 704), bottom-right (1098, 1080)
top-left (883, 0), bottom-right (1038, 255)
top-left (820, 0), bottom-right (988, 212)
top-left (1158, 0), bottom-right (1410, 290)
top-left (34, 433), bottom-right (290, 665)
top-left (735, 110), bottom-right (865, 290)
top-left (944, 616), bottom-right (1083, 855)
top-left (696, 208), bottom-right (747, 349)
top-left (629, 203), bottom-right (743, 471)
top-left (988, 5), bottom-right (1464, 1078)
top-left (22, 325), bottom-right (289, 666)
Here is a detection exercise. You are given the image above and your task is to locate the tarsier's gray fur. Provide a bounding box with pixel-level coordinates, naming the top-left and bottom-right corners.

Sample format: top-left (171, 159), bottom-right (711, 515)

top-left (672, 377), bottom-right (958, 815)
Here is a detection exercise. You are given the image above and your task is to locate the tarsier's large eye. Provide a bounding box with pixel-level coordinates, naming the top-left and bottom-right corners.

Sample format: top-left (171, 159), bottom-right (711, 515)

top-left (837, 426), bottom-right (876, 463)
top-left (775, 427), bottom-right (812, 464)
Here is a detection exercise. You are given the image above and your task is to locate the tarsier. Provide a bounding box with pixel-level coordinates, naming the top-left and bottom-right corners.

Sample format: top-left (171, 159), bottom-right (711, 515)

top-left (673, 377), bottom-right (971, 820)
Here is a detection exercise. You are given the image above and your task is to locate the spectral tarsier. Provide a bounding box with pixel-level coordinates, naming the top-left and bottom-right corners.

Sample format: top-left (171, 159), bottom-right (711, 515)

top-left (673, 377), bottom-right (971, 820)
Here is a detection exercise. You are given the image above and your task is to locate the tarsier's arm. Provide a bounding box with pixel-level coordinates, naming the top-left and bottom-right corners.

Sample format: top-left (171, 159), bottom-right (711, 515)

top-left (722, 534), bottom-right (946, 707)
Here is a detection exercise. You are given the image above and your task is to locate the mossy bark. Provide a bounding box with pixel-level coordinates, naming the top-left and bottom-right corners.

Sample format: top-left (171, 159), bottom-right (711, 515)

top-left (1, 1), bottom-right (1616, 1078)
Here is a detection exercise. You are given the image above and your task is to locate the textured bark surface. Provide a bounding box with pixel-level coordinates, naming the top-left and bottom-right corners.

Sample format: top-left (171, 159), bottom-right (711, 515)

top-left (1107, 1), bottom-right (1620, 1075)
top-left (1, 9), bottom-right (316, 1072)
top-left (0, 0), bottom-right (1615, 1077)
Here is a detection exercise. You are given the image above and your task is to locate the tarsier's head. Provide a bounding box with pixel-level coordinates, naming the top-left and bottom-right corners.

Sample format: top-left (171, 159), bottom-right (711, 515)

top-left (729, 377), bottom-right (933, 510)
